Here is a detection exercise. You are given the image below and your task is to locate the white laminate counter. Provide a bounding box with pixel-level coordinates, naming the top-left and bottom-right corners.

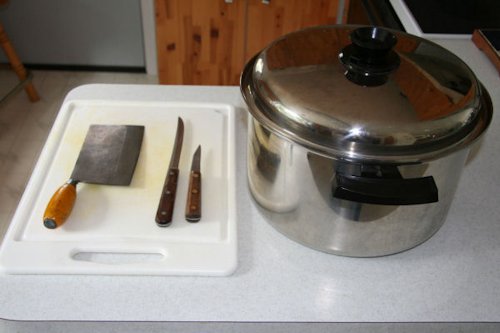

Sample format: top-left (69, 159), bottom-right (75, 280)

top-left (0, 38), bottom-right (499, 332)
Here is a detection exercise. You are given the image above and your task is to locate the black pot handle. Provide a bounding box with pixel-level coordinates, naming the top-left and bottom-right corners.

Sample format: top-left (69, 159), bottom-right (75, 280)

top-left (332, 174), bottom-right (438, 205)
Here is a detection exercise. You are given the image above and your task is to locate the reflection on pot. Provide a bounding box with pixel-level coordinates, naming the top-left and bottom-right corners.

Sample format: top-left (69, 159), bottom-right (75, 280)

top-left (242, 25), bottom-right (493, 257)
top-left (248, 116), bottom-right (301, 213)
top-left (307, 152), bottom-right (432, 222)
top-left (248, 133), bottom-right (469, 256)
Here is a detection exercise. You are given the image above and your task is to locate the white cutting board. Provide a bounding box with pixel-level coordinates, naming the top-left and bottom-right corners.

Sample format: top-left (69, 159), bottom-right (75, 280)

top-left (0, 100), bottom-right (237, 276)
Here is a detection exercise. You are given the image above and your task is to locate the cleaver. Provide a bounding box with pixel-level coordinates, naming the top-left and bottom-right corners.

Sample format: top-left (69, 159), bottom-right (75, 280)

top-left (43, 124), bottom-right (144, 229)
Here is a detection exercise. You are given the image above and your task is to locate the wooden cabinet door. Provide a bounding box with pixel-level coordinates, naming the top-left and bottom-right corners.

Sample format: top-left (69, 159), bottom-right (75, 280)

top-left (155, 0), bottom-right (246, 85)
top-left (245, 0), bottom-right (340, 61)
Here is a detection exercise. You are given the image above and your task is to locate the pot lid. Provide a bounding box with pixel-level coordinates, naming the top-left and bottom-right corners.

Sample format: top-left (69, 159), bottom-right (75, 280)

top-left (241, 25), bottom-right (492, 162)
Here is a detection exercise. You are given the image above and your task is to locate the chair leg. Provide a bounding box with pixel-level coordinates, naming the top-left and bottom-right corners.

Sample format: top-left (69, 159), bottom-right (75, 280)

top-left (0, 21), bottom-right (40, 102)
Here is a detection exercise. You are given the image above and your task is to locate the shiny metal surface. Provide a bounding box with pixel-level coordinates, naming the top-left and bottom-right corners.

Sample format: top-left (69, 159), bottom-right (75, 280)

top-left (242, 25), bottom-right (494, 257)
top-left (71, 124), bottom-right (144, 185)
top-left (242, 25), bottom-right (492, 163)
top-left (190, 145), bottom-right (201, 172)
top-left (246, 91), bottom-right (492, 255)
top-left (169, 117), bottom-right (184, 169)
top-left (248, 116), bottom-right (470, 257)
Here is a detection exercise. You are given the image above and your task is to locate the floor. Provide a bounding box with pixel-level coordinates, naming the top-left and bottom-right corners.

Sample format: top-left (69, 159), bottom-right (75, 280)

top-left (0, 69), bottom-right (158, 239)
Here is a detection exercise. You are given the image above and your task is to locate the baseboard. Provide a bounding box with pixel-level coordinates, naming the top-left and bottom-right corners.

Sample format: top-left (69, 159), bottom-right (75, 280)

top-left (1, 63), bottom-right (147, 73)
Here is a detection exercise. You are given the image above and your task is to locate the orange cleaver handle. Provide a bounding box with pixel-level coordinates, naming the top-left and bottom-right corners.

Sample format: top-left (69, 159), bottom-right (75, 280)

top-left (43, 181), bottom-right (78, 229)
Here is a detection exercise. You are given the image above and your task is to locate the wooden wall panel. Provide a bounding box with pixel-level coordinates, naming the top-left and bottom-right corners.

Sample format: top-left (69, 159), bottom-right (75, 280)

top-left (155, 0), bottom-right (246, 85)
top-left (245, 0), bottom-right (339, 61)
top-left (155, 0), bottom-right (342, 85)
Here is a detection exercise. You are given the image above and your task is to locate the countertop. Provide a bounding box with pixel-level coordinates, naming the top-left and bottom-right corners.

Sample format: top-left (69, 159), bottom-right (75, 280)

top-left (0, 38), bottom-right (499, 331)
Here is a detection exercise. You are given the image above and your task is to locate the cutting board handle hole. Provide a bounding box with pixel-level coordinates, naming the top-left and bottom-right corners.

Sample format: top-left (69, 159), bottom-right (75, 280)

top-left (71, 251), bottom-right (166, 265)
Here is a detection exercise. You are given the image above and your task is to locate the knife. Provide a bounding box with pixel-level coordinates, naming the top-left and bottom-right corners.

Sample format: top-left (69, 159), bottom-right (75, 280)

top-left (156, 117), bottom-right (184, 227)
top-left (185, 145), bottom-right (201, 222)
top-left (43, 125), bottom-right (144, 229)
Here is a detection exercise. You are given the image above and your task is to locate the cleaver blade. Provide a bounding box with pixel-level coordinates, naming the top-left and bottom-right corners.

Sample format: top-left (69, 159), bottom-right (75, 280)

top-left (43, 124), bottom-right (144, 229)
top-left (71, 124), bottom-right (144, 185)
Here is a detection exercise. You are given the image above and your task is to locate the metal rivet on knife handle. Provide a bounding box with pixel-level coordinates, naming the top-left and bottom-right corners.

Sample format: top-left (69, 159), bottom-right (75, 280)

top-left (186, 145), bottom-right (201, 222)
top-left (156, 117), bottom-right (184, 227)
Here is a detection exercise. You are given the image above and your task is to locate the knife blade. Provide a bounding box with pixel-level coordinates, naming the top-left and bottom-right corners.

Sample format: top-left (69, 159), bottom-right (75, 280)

top-left (185, 145), bottom-right (201, 222)
top-left (156, 117), bottom-right (184, 227)
top-left (43, 125), bottom-right (144, 229)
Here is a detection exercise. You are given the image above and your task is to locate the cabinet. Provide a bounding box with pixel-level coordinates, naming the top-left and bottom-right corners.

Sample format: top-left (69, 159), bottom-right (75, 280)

top-left (155, 0), bottom-right (343, 85)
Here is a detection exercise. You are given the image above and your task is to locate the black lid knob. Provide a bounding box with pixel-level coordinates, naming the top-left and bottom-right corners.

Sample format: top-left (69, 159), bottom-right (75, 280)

top-left (339, 27), bottom-right (400, 87)
top-left (351, 27), bottom-right (398, 51)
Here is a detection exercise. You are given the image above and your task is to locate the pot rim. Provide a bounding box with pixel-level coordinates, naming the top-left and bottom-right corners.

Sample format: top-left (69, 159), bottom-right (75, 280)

top-left (240, 25), bottom-right (493, 164)
top-left (241, 55), bottom-right (493, 164)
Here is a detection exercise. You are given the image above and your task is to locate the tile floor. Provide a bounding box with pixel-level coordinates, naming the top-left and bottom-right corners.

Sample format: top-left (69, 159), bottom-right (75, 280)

top-left (0, 69), bottom-right (158, 239)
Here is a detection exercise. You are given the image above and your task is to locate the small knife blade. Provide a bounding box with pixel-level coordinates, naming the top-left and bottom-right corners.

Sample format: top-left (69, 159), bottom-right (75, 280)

top-left (185, 145), bottom-right (201, 222)
top-left (156, 117), bottom-right (184, 227)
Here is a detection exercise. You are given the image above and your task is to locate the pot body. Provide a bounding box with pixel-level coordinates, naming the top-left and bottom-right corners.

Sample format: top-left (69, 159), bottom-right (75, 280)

top-left (248, 116), bottom-right (470, 257)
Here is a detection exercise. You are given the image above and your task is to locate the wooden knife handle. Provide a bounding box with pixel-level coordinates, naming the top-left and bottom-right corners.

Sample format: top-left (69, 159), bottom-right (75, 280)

top-left (185, 170), bottom-right (202, 222)
top-left (156, 168), bottom-right (179, 226)
top-left (43, 181), bottom-right (77, 229)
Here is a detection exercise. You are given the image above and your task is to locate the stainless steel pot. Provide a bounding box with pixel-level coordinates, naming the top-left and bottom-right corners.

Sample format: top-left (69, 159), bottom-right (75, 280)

top-left (240, 25), bottom-right (493, 257)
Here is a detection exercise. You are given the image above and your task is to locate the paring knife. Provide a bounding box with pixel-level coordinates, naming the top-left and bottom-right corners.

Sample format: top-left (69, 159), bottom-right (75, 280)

top-left (185, 145), bottom-right (201, 222)
top-left (156, 117), bottom-right (184, 227)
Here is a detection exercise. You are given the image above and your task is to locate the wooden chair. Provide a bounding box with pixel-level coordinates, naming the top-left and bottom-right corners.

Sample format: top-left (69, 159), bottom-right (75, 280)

top-left (0, 1), bottom-right (40, 102)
